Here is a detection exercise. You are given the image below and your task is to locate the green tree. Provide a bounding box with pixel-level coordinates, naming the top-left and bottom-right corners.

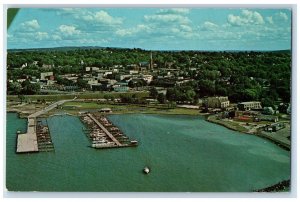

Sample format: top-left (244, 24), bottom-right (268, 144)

top-left (149, 87), bottom-right (158, 98)
top-left (18, 94), bottom-right (25, 104)
top-left (157, 93), bottom-right (166, 104)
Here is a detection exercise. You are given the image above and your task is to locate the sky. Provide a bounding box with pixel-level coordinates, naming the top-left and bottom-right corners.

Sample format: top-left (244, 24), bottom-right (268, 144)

top-left (7, 7), bottom-right (292, 51)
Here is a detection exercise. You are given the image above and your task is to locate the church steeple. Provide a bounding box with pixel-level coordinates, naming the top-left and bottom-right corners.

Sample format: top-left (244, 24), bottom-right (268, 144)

top-left (150, 52), bottom-right (153, 70)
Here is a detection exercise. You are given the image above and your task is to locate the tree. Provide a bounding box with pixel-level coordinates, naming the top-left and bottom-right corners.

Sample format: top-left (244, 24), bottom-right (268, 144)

top-left (21, 80), bottom-right (40, 95)
top-left (104, 94), bottom-right (114, 101)
top-left (7, 82), bottom-right (21, 95)
top-left (149, 87), bottom-right (158, 98)
top-left (157, 93), bottom-right (166, 104)
top-left (261, 97), bottom-right (275, 109)
top-left (77, 78), bottom-right (88, 89)
top-left (18, 94), bottom-right (25, 104)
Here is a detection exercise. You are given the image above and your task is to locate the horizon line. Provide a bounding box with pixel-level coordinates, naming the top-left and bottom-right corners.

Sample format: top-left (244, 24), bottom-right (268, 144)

top-left (7, 46), bottom-right (291, 52)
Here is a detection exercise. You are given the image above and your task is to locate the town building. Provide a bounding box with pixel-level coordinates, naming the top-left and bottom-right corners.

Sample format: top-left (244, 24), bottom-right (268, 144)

top-left (142, 75), bottom-right (153, 84)
top-left (237, 101), bottom-right (262, 111)
top-left (113, 82), bottom-right (129, 92)
top-left (40, 72), bottom-right (54, 80)
top-left (203, 96), bottom-right (230, 109)
top-left (99, 108), bottom-right (112, 113)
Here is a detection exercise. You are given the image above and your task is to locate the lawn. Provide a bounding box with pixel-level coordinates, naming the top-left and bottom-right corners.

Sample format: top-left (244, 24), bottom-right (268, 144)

top-left (7, 91), bottom-right (149, 102)
top-left (62, 101), bottom-right (202, 115)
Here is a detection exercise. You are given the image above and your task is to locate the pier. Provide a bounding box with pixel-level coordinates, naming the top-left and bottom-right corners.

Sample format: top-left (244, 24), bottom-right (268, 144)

top-left (16, 117), bottom-right (38, 153)
top-left (81, 113), bottom-right (138, 149)
top-left (16, 98), bottom-right (76, 153)
top-left (87, 113), bottom-right (122, 146)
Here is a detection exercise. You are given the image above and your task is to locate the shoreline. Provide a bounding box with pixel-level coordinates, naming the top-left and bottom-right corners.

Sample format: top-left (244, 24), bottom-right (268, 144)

top-left (206, 114), bottom-right (290, 151)
top-left (8, 107), bottom-right (290, 151)
top-left (254, 179), bottom-right (290, 192)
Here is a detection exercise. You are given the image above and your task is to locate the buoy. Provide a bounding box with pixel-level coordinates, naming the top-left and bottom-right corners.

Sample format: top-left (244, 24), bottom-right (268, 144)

top-left (143, 167), bottom-right (150, 174)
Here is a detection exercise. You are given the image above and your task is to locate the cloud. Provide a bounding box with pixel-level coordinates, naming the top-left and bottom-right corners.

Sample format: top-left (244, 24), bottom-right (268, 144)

top-left (266, 16), bottom-right (273, 24)
top-left (144, 13), bottom-right (190, 24)
top-left (116, 24), bottom-right (150, 37)
top-left (82, 10), bottom-right (123, 25)
top-left (273, 12), bottom-right (289, 23)
top-left (227, 10), bottom-right (264, 26)
top-left (201, 21), bottom-right (219, 31)
top-left (35, 32), bottom-right (49, 40)
top-left (52, 34), bottom-right (62, 40)
top-left (20, 19), bottom-right (40, 31)
top-left (278, 12), bottom-right (288, 21)
top-left (116, 8), bottom-right (195, 40)
top-left (58, 25), bottom-right (81, 37)
top-left (157, 8), bottom-right (190, 15)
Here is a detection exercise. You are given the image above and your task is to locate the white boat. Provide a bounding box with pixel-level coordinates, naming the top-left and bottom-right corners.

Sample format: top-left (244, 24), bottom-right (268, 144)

top-left (143, 167), bottom-right (150, 174)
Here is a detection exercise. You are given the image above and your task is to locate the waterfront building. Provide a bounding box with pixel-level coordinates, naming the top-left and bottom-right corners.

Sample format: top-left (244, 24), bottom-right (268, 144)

top-left (203, 96), bottom-right (230, 109)
top-left (237, 101), bottom-right (262, 111)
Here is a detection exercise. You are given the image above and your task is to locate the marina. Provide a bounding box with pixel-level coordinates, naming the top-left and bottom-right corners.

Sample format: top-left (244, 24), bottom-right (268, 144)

top-left (36, 119), bottom-right (54, 152)
top-left (6, 113), bottom-right (291, 192)
top-left (16, 99), bottom-right (75, 153)
top-left (80, 113), bottom-right (138, 149)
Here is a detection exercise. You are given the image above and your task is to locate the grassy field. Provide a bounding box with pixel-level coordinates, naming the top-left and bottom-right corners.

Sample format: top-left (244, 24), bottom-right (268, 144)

top-left (207, 115), bottom-right (248, 133)
top-left (7, 91), bottom-right (149, 102)
top-left (61, 101), bottom-right (202, 115)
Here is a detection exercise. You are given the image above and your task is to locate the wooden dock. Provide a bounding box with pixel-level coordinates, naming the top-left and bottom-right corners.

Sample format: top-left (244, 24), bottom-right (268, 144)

top-left (81, 113), bottom-right (138, 149)
top-left (87, 113), bottom-right (122, 146)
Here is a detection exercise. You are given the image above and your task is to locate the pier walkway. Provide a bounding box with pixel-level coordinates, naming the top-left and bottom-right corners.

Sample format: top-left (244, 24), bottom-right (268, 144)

top-left (87, 113), bottom-right (122, 146)
top-left (16, 97), bottom-right (76, 153)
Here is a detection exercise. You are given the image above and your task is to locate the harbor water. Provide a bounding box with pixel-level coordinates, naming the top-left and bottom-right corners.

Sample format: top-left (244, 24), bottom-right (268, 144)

top-left (6, 113), bottom-right (290, 192)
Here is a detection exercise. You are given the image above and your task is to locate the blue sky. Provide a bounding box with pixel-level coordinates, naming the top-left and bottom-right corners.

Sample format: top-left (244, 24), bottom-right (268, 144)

top-left (7, 8), bottom-right (291, 50)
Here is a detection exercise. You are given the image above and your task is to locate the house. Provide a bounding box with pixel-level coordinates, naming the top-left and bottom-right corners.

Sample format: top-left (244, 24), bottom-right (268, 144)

top-left (203, 96), bottom-right (230, 109)
top-left (117, 74), bottom-right (132, 81)
top-left (237, 101), bottom-right (262, 111)
top-left (142, 75), bottom-right (153, 84)
top-left (60, 74), bottom-right (78, 82)
top-left (113, 82), bottom-right (129, 92)
top-left (42, 64), bottom-right (53, 69)
top-left (264, 122), bottom-right (285, 132)
top-left (87, 79), bottom-right (98, 86)
top-left (104, 71), bottom-right (113, 77)
top-left (63, 85), bottom-right (78, 91)
top-left (99, 108), bottom-right (112, 113)
top-left (40, 72), bottom-right (53, 80)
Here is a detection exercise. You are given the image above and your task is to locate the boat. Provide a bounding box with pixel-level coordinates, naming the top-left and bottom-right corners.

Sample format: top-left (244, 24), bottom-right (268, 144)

top-left (143, 167), bottom-right (150, 174)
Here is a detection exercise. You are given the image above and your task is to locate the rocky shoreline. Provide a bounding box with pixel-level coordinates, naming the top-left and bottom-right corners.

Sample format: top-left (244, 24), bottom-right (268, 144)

top-left (254, 180), bottom-right (290, 192)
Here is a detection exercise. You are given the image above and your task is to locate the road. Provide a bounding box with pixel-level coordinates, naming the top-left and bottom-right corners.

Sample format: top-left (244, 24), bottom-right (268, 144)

top-left (28, 97), bottom-right (77, 118)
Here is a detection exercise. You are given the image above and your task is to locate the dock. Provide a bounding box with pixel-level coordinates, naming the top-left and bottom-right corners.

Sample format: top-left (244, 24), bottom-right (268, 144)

top-left (16, 98), bottom-right (76, 153)
top-left (16, 117), bottom-right (38, 153)
top-left (87, 113), bottom-right (122, 146)
top-left (80, 113), bottom-right (138, 149)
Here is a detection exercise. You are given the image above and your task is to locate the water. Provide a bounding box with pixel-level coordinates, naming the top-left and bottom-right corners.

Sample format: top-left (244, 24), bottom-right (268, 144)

top-left (6, 113), bottom-right (290, 192)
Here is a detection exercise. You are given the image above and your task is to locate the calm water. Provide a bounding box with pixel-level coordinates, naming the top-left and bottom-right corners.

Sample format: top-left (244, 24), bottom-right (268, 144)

top-left (6, 113), bottom-right (290, 192)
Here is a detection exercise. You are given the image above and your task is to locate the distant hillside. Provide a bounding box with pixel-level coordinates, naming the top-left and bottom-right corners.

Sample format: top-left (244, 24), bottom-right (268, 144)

top-left (7, 46), bottom-right (291, 53)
